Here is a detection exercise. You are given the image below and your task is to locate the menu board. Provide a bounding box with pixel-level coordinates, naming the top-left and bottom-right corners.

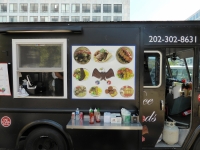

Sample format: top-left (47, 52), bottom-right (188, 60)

top-left (72, 46), bottom-right (135, 100)
top-left (0, 63), bottom-right (11, 96)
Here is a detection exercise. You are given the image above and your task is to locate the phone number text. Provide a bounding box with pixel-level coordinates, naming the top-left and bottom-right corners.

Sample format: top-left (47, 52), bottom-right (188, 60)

top-left (149, 36), bottom-right (197, 43)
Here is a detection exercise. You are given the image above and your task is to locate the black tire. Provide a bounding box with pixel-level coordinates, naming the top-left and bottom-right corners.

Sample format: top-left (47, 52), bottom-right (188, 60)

top-left (24, 127), bottom-right (68, 150)
top-left (192, 135), bottom-right (200, 150)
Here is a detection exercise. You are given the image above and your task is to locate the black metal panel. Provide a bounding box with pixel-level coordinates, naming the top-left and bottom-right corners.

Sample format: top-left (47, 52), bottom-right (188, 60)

top-left (1, 21), bottom-right (200, 149)
top-left (0, 22), bottom-right (141, 111)
top-left (143, 26), bottom-right (200, 45)
top-left (67, 129), bottom-right (141, 150)
top-left (0, 112), bottom-right (70, 148)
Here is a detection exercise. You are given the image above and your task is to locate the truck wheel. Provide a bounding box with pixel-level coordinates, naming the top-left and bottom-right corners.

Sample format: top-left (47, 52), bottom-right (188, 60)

top-left (24, 127), bottom-right (68, 150)
top-left (192, 135), bottom-right (200, 150)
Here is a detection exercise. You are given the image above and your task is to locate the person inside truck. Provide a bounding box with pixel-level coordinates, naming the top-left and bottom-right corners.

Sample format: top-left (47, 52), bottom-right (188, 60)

top-left (52, 72), bottom-right (64, 96)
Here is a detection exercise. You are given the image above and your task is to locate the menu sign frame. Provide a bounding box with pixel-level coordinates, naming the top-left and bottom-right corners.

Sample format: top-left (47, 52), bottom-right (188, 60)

top-left (0, 63), bottom-right (11, 96)
top-left (71, 45), bottom-right (135, 100)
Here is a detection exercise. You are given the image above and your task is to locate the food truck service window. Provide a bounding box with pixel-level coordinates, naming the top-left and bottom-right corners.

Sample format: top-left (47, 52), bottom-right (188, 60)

top-left (12, 39), bottom-right (67, 98)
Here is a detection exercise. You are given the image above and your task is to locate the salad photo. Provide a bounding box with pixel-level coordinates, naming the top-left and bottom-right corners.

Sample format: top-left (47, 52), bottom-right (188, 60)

top-left (89, 86), bottom-right (102, 97)
top-left (120, 86), bottom-right (134, 98)
top-left (74, 47), bottom-right (91, 64)
top-left (117, 67), bottom-right (134, 80)
top-left (74, 86), bottom-right (87, 97)
top-left (73, 68), bottom-right (89, 81)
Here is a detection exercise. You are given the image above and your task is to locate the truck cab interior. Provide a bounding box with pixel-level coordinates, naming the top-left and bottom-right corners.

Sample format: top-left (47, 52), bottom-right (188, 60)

top-left (144, 47), bottom-right (193, 147)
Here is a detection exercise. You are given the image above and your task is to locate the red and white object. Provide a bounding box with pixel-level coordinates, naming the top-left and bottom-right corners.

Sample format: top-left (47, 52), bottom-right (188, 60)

top-left (182, 110), bottom-right (191, 116)
top-left (1, 116), bottom-right (11, 127)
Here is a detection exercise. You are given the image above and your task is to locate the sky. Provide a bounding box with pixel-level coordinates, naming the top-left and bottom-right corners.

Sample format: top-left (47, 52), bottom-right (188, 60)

top-left (130, 0), bottom-right (200, 20)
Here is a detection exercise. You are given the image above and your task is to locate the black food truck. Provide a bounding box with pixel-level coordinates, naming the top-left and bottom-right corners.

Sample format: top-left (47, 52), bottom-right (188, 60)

top-left (1, 21), bottom-right (200, 150)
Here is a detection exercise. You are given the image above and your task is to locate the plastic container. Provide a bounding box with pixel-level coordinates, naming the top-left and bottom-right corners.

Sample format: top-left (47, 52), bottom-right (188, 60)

top-left (122, 114), bottom-right (131, 123)
top-left (121, 108), bottom-right (131, 123)
top-left (163, 121), bottom-right (179, 145)
top-left (172, 82), bottom-right (182, 99)
top-left (104, 112), bottom-right (111, 123)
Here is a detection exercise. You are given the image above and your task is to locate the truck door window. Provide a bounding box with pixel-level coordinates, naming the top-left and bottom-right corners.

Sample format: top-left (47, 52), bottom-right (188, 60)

top-left (144, 51), bottom-right (162, 88)
top-left (12, 39), bottom-right (67, 98)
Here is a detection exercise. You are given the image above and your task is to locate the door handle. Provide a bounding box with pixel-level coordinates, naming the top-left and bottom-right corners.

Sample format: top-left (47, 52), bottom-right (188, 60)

top-left (160, 100), bottom-right (164, 111)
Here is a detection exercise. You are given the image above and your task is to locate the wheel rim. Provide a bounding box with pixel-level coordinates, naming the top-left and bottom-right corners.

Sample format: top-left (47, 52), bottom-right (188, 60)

top-left (33, 136), bottom-right (58, 150)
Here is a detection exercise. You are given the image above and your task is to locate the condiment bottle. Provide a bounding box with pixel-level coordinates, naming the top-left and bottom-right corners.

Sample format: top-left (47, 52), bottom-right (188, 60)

top-left (75, 108), bottom-right (80, 120)
top-left (89, 108), bottom-right (92, 113)
top-left (94, 108), bottom-right (97, 120)
top-left (96, 108), bottom-right (101, 123)
top-left (89, 108), bottom-right (94, 124)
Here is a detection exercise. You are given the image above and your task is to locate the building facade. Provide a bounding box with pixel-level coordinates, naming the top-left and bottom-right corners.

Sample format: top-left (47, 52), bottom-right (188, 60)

top-left (0, 0), bottom-right (130, 22)
top-left (186, 9), bottom-right (200, 20)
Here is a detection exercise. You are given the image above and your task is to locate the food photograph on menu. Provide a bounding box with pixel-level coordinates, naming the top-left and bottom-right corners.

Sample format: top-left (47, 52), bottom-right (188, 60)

top-left (71, 45), bottom-right (135, 100)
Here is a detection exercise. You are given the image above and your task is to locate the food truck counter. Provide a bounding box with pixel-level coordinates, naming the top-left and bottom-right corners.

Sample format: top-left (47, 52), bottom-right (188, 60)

top-left (66, 116), bottom-right (142, 130)
top-left (66, 116), bottom-right (142, 150)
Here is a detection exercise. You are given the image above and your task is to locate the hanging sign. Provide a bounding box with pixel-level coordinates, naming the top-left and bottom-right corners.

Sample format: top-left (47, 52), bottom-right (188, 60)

top-left (0, 63), bottom-right (11, 96)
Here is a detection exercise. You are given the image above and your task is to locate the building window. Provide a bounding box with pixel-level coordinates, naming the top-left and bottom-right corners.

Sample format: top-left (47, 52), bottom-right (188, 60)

top-left (20, 3), bottom-right (28, 13)
top-left (0, 16), bottom-right (6, 22)
top-left (92, 4), bottom-right (101, 13)
top-left (40, 16), bottom-right (49, 22)
top-left (71, 16), bottom-right (80, 22)
top-left (9, 3), bottom-right (17, 13)
top-left (30, 3), bottom-right (38, 13)
top-left (41, 3), bottom-right (48, 13)
top-left (61, 4), bottom-right (69, 13)
top-left (113, 16), bottom-right (122, 21)
top-left (82, 4), bottom-right (90, 13)
top-left (103, 4), bottom-right (111, 13)
top-left (12, 39), bottom-right (67, 98)
top-left (0, 3), bottom-right (7, 12)
top-left (61, 16), bottom-right (69, 22)
top-left (82, 16), bottom-right (90, 21)
top-left (114, 4), bottom-right (122, 13)
top-left (51, 3), bottom-right (59, 13)
top-left (71, 4), bottom-right (80, 13)
top-left (51, 16), bottom-right (59, 22)
top-left (30, 16), bottom-right (38, 22)
top-left (103, 16), bottom-right (111, 21)
top-left (19, 16), bottom-right (28, 22)
top-left (9, 16), bottom-right (17, 22)
top-left (92, 16), bottom-right (101, 21)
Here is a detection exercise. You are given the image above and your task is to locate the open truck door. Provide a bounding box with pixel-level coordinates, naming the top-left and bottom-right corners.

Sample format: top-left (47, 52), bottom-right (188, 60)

top-left (142, 47), bottom-right (195, 148)
top-left (139, 25), bottom-right (200, 149)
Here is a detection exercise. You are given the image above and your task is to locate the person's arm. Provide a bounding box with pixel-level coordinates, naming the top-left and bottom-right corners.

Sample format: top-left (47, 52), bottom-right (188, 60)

top-left (55, 72), bottom-right (63, 80)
